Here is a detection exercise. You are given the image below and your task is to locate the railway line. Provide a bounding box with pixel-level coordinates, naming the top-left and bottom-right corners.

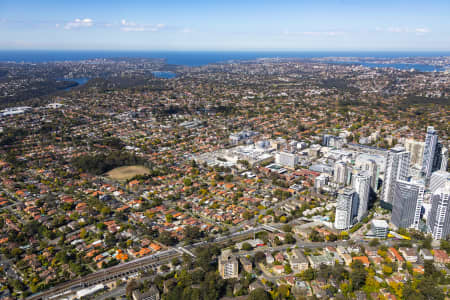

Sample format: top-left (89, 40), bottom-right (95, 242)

top-left (27, 227), bottom-right (266, 300)
top-left (27, 249), bottom-right (179, 300)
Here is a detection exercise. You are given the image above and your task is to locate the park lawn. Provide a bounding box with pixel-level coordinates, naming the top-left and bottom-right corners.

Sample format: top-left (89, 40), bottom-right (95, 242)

top-left (106, 165), bottom-right (150, 181)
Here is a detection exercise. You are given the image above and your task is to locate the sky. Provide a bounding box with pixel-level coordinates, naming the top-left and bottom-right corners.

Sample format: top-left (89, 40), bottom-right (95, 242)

top-left (0, 0), bottom-right (449, 51)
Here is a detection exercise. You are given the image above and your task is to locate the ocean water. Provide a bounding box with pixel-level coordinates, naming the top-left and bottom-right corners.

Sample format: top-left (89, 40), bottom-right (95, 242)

top-left (151, 71), bottom-right (177, 78)
top-left (0, 50), bottom-right (448, 71)
top-left (327, 60), bottom-right (445, 72)
top-left (62, 77), bottom-right (89, 91)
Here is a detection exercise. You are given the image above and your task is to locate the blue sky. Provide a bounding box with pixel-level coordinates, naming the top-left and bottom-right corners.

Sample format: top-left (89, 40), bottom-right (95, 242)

top-left (0, 0), bottom-right (449, 50)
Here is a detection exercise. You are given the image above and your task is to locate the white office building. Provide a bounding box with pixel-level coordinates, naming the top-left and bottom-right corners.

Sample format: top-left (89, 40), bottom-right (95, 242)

top-left (430, 170), bottom-right (450, 194)
top-left (432, 143), bottom-right (448, 173)
top-left (218, 250), bottom-right (239, 279)
top-left (381, 146), bottom-right (410, 207)
top-left (315, 173), bottom-right (329, 191)
top-left (421, 126), bottom-right (438, 179)
top-left (353, 171), bottom-right (371, 221)
top-left (334, 161), bottom-right (350, 186)
top-left (371, 220), bottom-right (389, 238)
top-left (391, 179), bottom-right (424, 230)
top-left (275, 151), bottom-right (298, 168)
top-left (323, 134), bottom-right (345, 149)
top-left (440, 147), bottom-right (448, 171)
top-left (404, 138), bottom-right (425, 168)
top-left (427, 185), bottom-right (450, 240)
top-left (355, 157), bottom-right (378, 190)
top-left (229, 130), bottom-right (259, 145)
top-left (334, 188), bottom-right (358, 230)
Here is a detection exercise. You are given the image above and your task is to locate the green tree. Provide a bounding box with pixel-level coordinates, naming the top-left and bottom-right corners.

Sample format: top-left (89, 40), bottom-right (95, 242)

top-left (254, 251), bottom-right (265, 263)
top-left (243, 210), bottom-right (252, 220)
top-left (340, 282), bottom-right (351, 296)
top-left (80, 228), bottom-right (87, 239)
top-left (331, 263), bottom-right (348, 283)
top-left (248, 288), bottom-right (271, 300)
top-left (241, 242), bottom-right (253, 251)
top-left (171, 257), bottom-right (181, 266)
top-left (326, 233), bottom-right (338, 242)
top-left (440, 239), bottom-right (450, 253)
top-left (350, 260), bottom-right (367, 290)
top-left (184, 225), bottom-right (202, 244)
top-left (157, 231), bottom-right (178, 246)
top-left (284, 263), bottom-right (293, 274)
top-left (309, 230), bottom-right (323, 242)
top-left (284, 233), bottom-right (296, 244)
top-left (382, 265), bottom-right (393, 275)
top-left (125, 279), bottom-right (138, 298)
top-left (403, 283), bottom-right (423, 300)
top-left (369, 238), bottom-right (380, 247)
top-left (421, 235), bottom-right (432, 250)
top-left (424, 260), bottom-right (442, 282)
top-left (418, 277), bottom-right (445, 300)
top-left (183, 178), bottom-right (192, 186)
top-left (11, 247), bottom-right (23, 259)
top-left (277, 285), bottom-right (290, 299)
top-left (101, 206), bottom-right (111, 216)
top-left (340, 231), bottom-right (349, 240)
top-left (182, 253), bottom-right (193, 269)
top-left (282, 224), bottom-right (292, 232)
top-left (300, 268), bottom-right (315, 281)
top-left (195, 244), bottom-right (220, 272)
top-left (165, 214), bottom-right (174, 223)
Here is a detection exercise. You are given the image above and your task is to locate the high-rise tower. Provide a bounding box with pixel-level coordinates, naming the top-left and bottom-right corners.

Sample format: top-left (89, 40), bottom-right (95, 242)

top-left (353, 171), bottom-right (371, 221)
top-left (430, 171), bottom-right (450, 194)
top-left (381, 146), bottom-right (410, 208)
top-left (427, 184), bottom-right (450, 240)
top-left (421, 126), bottom-right (438, 179)
top-left (355, 157), bottom-right (378, 191)
top-left (391, 179), bottom-right (424, 230)
top-left (334, 161), bottom-right (349, 186)
top-left (334, 188), bottom-right (358, 230)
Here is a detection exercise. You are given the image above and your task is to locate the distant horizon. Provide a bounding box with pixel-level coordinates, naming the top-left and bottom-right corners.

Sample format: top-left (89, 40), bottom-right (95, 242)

top-left (1, 49), bottom-right (450, 55)
top-left (1, 49), bottom-right (448, 69)
top-left (1, 49), bottom-right (450, 53)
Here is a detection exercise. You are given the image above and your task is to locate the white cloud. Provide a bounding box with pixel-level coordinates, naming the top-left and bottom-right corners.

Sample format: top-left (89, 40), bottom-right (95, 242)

top-left (377, 26), bottom-right (431, 35)
top-left (387, 26), bottom-right (406, 33)
top-left (64, 18), bottom-right (93, 30)
top-left (415, 27), bottom-right (430, 35)
top-left (120, 19), bottom-right (165, 32)
top-left (306, 31), bottom-right (344, 36)
top-left (121, 19), bottom-right (136, 26)
top-left (415, 28), bottom-right (429, 33)
top-left (284, 30), bottom-right (345, 37)
top-left (121, 26), bottom-right (146, 32)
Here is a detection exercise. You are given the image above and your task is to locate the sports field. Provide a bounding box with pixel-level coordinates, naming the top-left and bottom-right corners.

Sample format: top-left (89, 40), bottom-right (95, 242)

top-left (106, 165), bottom-right (150, 181)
